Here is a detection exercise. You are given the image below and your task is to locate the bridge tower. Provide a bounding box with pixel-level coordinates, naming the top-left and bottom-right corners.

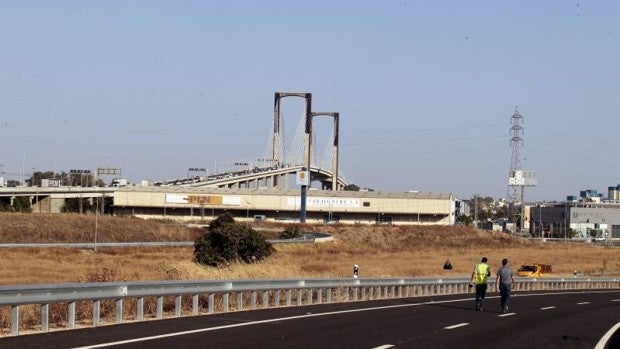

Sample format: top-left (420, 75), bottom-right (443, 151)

top-left (273, 92), bottom-right (312, 168)
top-left (311, 112), bottom-right (340, 190)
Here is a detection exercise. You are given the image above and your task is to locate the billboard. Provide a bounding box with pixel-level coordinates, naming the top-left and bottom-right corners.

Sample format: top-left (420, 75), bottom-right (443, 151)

top-left (165, 194), bottom-right (241, 206)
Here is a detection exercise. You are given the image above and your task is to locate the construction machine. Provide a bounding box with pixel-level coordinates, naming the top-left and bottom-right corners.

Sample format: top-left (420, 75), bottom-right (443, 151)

top-left (517, 263), bottom-right (552, 277)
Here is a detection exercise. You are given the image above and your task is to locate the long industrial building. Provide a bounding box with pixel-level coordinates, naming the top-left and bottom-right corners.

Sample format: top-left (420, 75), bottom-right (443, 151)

top-left (112, 186), bottom-right (456, 225)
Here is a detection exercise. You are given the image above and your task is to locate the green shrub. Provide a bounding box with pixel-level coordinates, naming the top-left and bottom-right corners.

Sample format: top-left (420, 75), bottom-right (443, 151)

top-left (279, 225), bottom-right (303, 239)
top-left (12, 196), bottom-right (32, 213)
top-left (193, 213), bottom-right (274, 267)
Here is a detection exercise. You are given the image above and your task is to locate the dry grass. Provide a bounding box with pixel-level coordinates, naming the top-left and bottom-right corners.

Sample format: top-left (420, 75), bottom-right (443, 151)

top-left (0, 213), bottom-right (617, 286)
top-left (0, 214), bottom-right (618, 333)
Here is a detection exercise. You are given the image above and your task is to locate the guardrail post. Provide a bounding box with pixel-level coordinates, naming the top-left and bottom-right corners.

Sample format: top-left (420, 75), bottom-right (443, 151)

top-left (317, 288), bottom-right (323, 304)
top-left (286, 290), bottom-right (292, 306)
top-left (11, 305), bottom-right (19, 336)
top-left (93, 300), bottom-right (101, 326)
top-left (274, 290), bottom-right (280, 307)
top-left (307, 289), bottom-right (313, 305)
top-left (297, 289), bottom-right (302, 306)
top-left (360, 287), bottom-right (364, 301)
top-left (41, 304), bottom-right (49, 332)
top-left (223, 293), bottom-right (229, 312)
top-left (175, 295), bottom-right (182, 317)
top-left (137, 298), bottom-right (144, 321)
top-left (208, 294), bottom-right (214, 314)
top-left (237, 292), bottom-right (244, 311)
top-left (157, 296), bottom-right (163, 319)
top-left (327, 288), bottom-right (332, 303)
top-left (369, 287), bottom-right (374, 300)
top-left (398, 286), bottom-right (402, 298)
top-left (116, 299), bottom-right (123, 324)
top-left (345, 287), bottom-right (350, 302)
top-left (192, 294), bottom-right (199, 316)
top-left (251, 291), bottom-right (257, 309)
top-left (69, 301), bottom-right (76, 329)
top-left (263, 291), bottom-right (269, 309)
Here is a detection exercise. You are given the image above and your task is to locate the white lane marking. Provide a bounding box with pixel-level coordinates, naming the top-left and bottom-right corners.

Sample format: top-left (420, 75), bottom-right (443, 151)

top-left (612, 299), bottom-right (620, 302)
top-left (70, 299), bottom-right (467, 349)
top-left (577, 302), bottom-right (590, 305)
top-left (595, 322), bottom-right (620, 349)
top-left (541, 306), bottom-right (556, 310)
top-left (372, 345), bottom-right (394, 349)
top-left (444, 323), bottom-right (469, 330)
top-left (70, 290), bottom-right (620, 349)
top-left (498, 313), bottom-right (515, 317)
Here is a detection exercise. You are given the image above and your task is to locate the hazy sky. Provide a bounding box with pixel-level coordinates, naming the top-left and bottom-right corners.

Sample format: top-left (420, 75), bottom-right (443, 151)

top-left (1, 1), bottom-right (619, 201)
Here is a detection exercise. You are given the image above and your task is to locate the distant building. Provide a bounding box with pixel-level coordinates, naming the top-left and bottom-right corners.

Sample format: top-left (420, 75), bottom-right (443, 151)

top-left (529, 185), bottom-right (620, 240)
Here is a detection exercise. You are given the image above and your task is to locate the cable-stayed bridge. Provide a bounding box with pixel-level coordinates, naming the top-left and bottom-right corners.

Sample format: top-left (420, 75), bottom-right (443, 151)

top-left (157, 92), bottom-right (347, 190)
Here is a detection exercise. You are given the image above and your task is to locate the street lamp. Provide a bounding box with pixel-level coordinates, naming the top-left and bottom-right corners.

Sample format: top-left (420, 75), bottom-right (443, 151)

top-left (20, 146), bottom-right (29, 186)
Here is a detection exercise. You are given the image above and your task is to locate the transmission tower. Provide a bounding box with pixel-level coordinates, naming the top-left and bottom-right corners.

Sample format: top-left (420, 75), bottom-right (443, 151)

top-left (507, 107), bottom-right (523, 204)
top-left (506, 107), bottom-right (537, 233)
top-left (507, 107), bottom-right (524, 230)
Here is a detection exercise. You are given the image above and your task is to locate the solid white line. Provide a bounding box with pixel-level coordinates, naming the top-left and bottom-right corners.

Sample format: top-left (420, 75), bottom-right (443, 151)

top-left (69, 290), bottom-right (620, 349)
top-left (595, 322), bottom-right (620, 349)
top-left (444, 323), bottom-right (469, 330)
top-left (612, 299), bottom-right (620, 302)
top-left (577, 302), bottom-right (590, 305)
top-left (70, 299), bottom-right (463, 349)
top-left (540, 306), bottom-right (556, 310)
top-left (372, 345), bottom-right (394, 349)
top-left (498, 313), bottom-right (515, 317)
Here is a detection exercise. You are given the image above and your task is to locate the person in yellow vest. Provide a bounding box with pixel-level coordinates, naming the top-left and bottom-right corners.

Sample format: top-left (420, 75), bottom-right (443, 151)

top-left (469, 257), bottom-right (491, 311)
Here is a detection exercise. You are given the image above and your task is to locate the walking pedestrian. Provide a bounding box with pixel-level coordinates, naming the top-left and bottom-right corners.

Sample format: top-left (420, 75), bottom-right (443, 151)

top-left (469, 257), bottom-right (491, 310)
top-left (495, 258), bottom-right (515, 313)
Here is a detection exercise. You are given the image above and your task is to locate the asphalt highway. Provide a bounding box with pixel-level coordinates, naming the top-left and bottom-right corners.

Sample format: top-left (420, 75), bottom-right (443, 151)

top-left (1, 290), bottom-right (618, 349)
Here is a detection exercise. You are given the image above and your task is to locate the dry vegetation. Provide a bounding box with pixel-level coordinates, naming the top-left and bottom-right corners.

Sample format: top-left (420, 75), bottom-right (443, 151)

top-left (0, 213), bottom-right (618, 286)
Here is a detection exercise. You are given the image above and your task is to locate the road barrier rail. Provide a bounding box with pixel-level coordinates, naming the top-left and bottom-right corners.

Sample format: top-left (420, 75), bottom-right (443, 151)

top-left (1, 277), bottom-right (618, 336)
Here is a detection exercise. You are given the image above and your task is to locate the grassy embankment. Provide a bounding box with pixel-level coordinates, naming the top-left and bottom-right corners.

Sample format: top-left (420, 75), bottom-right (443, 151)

top-left (0, 212), bottom-right (617, 333)
top-left (0, 212), bottom-right (617, 286)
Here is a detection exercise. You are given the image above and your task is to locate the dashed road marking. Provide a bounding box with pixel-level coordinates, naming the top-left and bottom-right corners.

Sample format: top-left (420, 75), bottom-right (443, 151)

top-left (372, 345), bottom-right (394, 349)
top-left (612, 299), bottom-right (620, 302)
top-left (541, 306), bottom-right (556, 310)
top-left (498, 313), bottom-right (515, 317)
top-left (444, 323), bottom-right (469, 330)
top-left (577, 302), bottom-right (590, 305)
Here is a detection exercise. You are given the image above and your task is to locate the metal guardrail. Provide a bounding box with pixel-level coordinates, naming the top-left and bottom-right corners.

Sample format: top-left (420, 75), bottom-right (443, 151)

top-left (0, 242), bottom-right (194, 248)
top-left (0, 234), bottom-right (333, 249)
top-left (0, 278), bottom-right (620, 335)
top-left (1, 277), bottom-right (618, 336)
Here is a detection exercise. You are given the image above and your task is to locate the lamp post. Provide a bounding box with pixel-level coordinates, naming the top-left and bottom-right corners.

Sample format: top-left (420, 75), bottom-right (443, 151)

top-left (94, 194), bottom-right (99, 252)
top-left (473, 194), bottom-right (478, 229)
top-left (20, 146), bottom-right (29, 186)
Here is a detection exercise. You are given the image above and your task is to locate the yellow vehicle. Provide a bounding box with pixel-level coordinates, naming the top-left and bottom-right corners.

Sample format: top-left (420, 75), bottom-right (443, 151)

top-left (517, 264), bottom-right (552, 277)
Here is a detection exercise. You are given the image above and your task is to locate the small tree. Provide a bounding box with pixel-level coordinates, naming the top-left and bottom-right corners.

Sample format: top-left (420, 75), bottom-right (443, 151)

top-left (194, 213), bottom-right (274, 267)
top-left (456, 214), bottom-right (474, 226)
top-left (12, 196), bottom-right (32, 213)
top-left (62, 198), bottom-right (94, 213)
